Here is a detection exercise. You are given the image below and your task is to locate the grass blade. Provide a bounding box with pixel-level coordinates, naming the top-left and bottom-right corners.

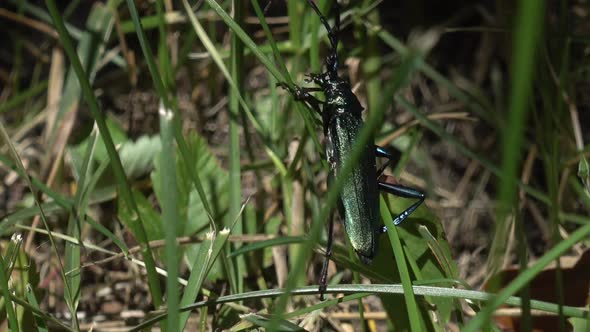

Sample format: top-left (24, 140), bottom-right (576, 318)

top-left (159, 102), bottom-right (180, 331)
top-left (0, 253), bottom-right (19, 332)
top-left (488, 0), bottom-right (547, 277)
top-left (130, 283), bottom-right (590, 330)
top-left (26, 284), bottom-right (48, 332)
top-left (380, 196), bottom-right (423, 331)
top-left (228, 0), bottom-right (245, 295)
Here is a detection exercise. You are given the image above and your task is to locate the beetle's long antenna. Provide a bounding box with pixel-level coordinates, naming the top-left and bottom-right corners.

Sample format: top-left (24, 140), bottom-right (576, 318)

top-left (306, 0), bottom-right (340, 74)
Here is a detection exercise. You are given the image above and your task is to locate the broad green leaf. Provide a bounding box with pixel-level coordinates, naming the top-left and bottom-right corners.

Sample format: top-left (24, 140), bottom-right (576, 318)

top-left (69, 122), bottom-right (161, 182)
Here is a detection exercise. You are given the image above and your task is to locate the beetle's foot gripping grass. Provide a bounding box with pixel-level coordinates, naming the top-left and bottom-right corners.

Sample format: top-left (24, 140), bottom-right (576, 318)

top-left (276, 82), bottom-right (305, 100)
top-left (318, 284), bottom-right (327, 301)
top-left (277, 82), bottom-right (318, 103)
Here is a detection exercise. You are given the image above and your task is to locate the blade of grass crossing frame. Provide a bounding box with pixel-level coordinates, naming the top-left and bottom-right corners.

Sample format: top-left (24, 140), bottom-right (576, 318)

top-left (228, 0), bottom-right (245, 295)
top-left (46, 0), bottom-right (163, 310)
top-left (159, 102), bottom-right (180, 331)
top-left (131, 282), bottom-right (590, 331)
top-left (155, 0), bottom-right (174, 91)
top-left (360, 0), bottom-right (384, 115)
top-left (485, 0), bottom-right (545, 330)
top-left (377, 45), bottom-right (425, 331)
top-left (182, 0), bottom-right (243, 295)
top-left (488, 0), bottom-right (546, 286)
top-left (359, 5), bottom-right (382, 328)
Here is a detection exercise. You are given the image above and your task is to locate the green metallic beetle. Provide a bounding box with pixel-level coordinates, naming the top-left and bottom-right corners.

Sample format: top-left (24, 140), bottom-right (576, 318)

top-left (282, 0), bottom-right (425, 298)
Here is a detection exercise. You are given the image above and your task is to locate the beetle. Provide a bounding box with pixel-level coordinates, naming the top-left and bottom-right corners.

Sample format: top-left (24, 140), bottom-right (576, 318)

top-left (280, 0), bottom-right (425, 298)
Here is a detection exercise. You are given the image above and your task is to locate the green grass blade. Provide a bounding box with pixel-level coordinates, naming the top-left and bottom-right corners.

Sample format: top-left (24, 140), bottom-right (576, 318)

top-left (178, 231), bottom-right (214, 330)
top-left (380, 196), bottom-right (422, 331)
top-left (228, 0), bottom-right (245, 295)
top-left (159, 102), bottom-right (180, 331)
top-left (489, 0), bottom-right (546, 277)
top-left (0, 253), bottom-right (19, 332)
top-left (4, 233), bottom-right (23, 276)
top-left (130, 283), bottom-right (590, 330)
top-left (26, 284), bottom-right (49, 332)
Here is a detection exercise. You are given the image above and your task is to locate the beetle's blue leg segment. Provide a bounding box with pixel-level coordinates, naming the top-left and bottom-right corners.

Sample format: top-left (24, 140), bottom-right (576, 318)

top-left (375, 145), bottom-right (392, 158)
top-left (378, 181), bottom-right (425, 225)
top-left (375, 145), bottom-right (398, 177)
top-left (319, 210), bottom-right (335, 300)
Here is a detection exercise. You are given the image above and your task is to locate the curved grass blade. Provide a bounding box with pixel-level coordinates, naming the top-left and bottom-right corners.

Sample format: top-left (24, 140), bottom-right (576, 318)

top-left (129, 283), bottom-right (590, 331)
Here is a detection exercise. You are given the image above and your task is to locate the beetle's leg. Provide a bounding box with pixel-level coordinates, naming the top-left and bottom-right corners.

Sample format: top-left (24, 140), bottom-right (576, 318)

top-left (318, 210), bottom-right (335, 300)
top-left (378, 181), bottom-right (425, 225)
top-left (296, 87), bottom-right (325, 114)
top-left (376, 145), bottom-right (425, 225)
top-left (277, 82), bottom-right (324, 114)
top-left (374, 145), bottom-right (400, 177)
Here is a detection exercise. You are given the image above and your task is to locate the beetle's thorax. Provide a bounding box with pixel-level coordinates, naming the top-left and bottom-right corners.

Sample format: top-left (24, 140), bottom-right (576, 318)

top-left (312, 72), bottom-right (364, 125)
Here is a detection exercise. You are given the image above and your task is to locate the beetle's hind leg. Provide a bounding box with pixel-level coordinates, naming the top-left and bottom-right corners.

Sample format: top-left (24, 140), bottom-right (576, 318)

top-left (374, 145), bottom-right (425, 226)
top-left (378, 182), bottom-right (425, 225)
